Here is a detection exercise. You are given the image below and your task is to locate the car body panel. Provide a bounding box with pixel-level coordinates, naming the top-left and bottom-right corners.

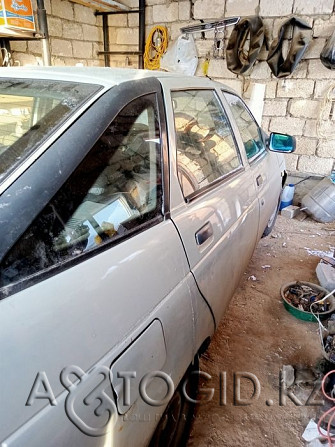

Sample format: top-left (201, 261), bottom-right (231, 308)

top-left (0, 220), bottom-right (198, 446)
top-left (0, 67), bottom-right (287, 447)
top-left (161, 78), bottom-right (259, 323)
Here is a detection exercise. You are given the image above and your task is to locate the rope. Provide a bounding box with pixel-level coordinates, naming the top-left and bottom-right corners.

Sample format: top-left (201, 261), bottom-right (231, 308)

top-left (144, 25), bottom-right (168, 70)
top-left (318, 370), bottom-right (335, 445)
top-left (312, 289), bottom-right (335, 444)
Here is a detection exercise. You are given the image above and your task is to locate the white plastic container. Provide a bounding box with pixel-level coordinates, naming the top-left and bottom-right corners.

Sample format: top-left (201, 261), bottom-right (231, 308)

top-left (280, 184), bottom-right (295, 210)
top-left (301, 177), bottom-right (335, 223)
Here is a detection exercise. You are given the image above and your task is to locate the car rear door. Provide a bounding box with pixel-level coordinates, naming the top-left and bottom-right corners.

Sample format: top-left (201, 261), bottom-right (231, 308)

top-left (0, 78), bottom-right (203, 447)
top-left (223, 91), bottom-right (283, 240)
top-left (161, 79), bottom-right (260, 325)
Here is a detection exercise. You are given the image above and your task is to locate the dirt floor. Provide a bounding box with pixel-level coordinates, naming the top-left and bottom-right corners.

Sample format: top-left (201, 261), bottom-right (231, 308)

top-left (188, 214), bottom-right (335, 447)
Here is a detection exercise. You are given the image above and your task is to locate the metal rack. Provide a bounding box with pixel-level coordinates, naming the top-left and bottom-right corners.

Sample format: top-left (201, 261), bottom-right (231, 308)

top-left (0, 0), bottom-right (50, 66)
top-left (180, 17), bottom-right (240, 35)
top-left (96, 0), bottom-right (145, 69)
top-left (180, 17), bottom-right (240, 59)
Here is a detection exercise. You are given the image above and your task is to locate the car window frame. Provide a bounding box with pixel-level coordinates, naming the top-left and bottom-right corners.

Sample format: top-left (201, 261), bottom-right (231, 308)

top-left (0, 78), bottom-right (169, 300)
top-left (0, 80), bottom-right (105, 196)
top-left (170, 87), bottom-right (244, 203)
top-left (222, 90), bottom-right (267, 165)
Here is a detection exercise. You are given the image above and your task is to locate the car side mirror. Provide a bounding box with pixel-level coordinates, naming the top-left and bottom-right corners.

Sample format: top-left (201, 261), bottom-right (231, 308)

top-left (268, 132), bottom-right (296, 153)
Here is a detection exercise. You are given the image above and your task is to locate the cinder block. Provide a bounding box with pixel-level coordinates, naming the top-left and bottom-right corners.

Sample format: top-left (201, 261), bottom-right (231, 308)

top-left (116, 28), bottom-right (139, 45)
top-left (269, 117), bottom-right (305, 136)
top-left (297, 156), bottom-right (334, 176)
top-left (281, 205), bottom-right (300, 219)
top-left (208, 59), bottom-right (237, 79)
top-left (47, 17), bottom-right (62, 38)
top-left (72, 41), bottom-right (93, 59)
top-left (308, 60), bottom-right (335, 80)
top-left (316, 262), bottom-right (335, 292)
top-left (289, 100), bottom-right (319, 119)
top-left (259, 0), bottom-right (292, 16)
top-left (314, 16), bottom-right (335, 38)
top-left (284, 154), bottom-right (299, 172)
top-left (74, 4), bottom-right (97, 25)
top-left (152, 3), bottom-right (178, 23)
top-left (303, 120), bottom-right (317, 138)
top-left (52, 0), bottom-right (74, 20)
top-left (179, 2), bottom-right (191, 21)
top-left (317, 141), bottom-right (335, 158)
top-left (277, 79), bottom-right (314, 98)
top-left (82, 24), bottom-right (99, 42)
top-left (63, 22), bottom-right (83, 40)
top-left (51, 38), bottom-right (73, 57)
top-left (263, 100), bottom-right (287, 116)
top-left (294, 137), bottom-right (317, 156)
top-left (225, 0), bottom-right (258, 16)
top-left (193, 0), bottom-right (225, 19)
top-left (293, 0), bottom-right (333, 15)
top-left (250, 61), bottom-right (272, 79)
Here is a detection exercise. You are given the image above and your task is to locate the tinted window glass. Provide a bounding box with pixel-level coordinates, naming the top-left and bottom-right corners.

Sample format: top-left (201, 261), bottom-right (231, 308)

top-left (0, 94), bottom-right (162, 291)
top-left (172, 90), bottom-right (241, 198)
top-left (224, 92), bottom-right (265, 160)
top-left (0, 79), bottom-right (101, 182)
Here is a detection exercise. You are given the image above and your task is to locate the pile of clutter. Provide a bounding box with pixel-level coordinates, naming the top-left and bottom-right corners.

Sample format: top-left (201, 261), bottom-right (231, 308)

top-left (280, 171), bottom-right (335, 223)
top-left (283, 282), bottom-right (330, 312)
top-left (323, 316), bottom-right (335, 362)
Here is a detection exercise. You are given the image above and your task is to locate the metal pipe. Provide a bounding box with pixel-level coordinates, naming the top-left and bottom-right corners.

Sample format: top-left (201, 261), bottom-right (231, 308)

top-left (98, 51), bottom-right (142, 55)
top-left (138, 0), bottom-right (145, 69)
top-left (96, 10), bottom-right (139, 15)
top-left (102, 14), bottom-right (110, 67)
top-left (0, 38), bottom-right (11, 66)
top-left (36, 0), bottom-right (51, 66)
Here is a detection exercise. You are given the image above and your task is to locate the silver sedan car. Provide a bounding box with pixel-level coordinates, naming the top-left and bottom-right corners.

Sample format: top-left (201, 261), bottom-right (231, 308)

top-left (0, 67), bottom-right (295, 447)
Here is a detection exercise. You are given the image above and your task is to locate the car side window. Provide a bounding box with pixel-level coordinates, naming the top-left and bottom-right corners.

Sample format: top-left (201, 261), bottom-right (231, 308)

top-left (171, 90), bottom-right (242, 199)
top-left (0, 94), bottom-right (162, 290)
top-left (223, 92), bottom-right (265, 161)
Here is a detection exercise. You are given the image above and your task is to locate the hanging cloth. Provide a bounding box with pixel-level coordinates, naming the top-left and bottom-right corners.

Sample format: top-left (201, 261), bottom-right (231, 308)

top-left (320, 28), bottom-right (335, 70)
top-left (267, 17), bottom-right (312, 78)
top-left (226, 16), bottom-right (265, 75)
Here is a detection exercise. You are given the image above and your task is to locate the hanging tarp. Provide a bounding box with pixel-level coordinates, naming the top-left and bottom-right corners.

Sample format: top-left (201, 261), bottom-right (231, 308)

top-left (320, 28), bottom-right (335, 70)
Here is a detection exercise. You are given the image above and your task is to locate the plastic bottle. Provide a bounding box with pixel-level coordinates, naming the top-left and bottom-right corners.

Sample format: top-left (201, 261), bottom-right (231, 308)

top-left (280, 184), bottom-right (295, 210)
top-left (301, 175), bottom-right (335, 223)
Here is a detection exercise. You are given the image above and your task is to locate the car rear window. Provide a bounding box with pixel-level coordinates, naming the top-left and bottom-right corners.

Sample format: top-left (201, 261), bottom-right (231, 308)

top-left (0, 78), bottom-right (101, 183)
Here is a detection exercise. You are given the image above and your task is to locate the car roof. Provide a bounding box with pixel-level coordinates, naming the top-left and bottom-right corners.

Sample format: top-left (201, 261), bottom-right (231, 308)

top-left (0, 66), bottom-right (234, 92)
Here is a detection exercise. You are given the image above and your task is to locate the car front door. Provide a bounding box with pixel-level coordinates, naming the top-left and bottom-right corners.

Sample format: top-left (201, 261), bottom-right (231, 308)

top-left (0, 78), bottom-right (199, 447)
top-left (162, 81), bottom-right (260, 325)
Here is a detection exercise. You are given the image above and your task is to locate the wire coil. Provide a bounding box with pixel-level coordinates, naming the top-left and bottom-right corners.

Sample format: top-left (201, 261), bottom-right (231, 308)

top-left (144, 25), bottom-right (168, 70)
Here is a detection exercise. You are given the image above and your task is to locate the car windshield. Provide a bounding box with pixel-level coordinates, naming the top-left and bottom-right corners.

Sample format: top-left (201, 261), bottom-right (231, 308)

top-left (0, 78), bottom-right (101, 182)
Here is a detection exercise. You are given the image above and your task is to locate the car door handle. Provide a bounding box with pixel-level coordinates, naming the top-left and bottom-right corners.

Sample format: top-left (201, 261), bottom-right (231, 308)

top-left (256, 175), bottom-right (263, 187)
top-left (195, 222), bottom-right (213, 245)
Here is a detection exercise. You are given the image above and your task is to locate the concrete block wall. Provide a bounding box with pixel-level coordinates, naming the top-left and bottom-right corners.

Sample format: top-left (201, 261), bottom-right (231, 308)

top-left (111, 0), bottom-right (335, 176)
top-left (10, 0), bottom-right (104, 67)
top-left (8, 0), bottom-right (335, 176)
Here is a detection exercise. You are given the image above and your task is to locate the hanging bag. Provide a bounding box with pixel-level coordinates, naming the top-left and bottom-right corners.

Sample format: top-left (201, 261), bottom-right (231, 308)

top-left (267, 17), bottom-right (312, 78)
top-left (320, 28), bottom-right (335, 70)
top-left (160, 35), bottom-right (198, 76)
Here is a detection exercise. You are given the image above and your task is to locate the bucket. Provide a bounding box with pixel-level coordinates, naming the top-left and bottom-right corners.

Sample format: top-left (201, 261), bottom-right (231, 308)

top-left (281, 281), bottom-right (335, 322)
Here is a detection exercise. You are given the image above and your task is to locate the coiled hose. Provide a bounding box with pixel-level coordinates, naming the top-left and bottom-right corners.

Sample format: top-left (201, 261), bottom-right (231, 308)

top-left (144, 25), bottom-right (168, 70)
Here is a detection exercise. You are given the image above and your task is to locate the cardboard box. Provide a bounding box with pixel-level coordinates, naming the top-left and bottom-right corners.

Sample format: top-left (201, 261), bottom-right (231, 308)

top-left (0, 0), bottom-right (35, 32)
